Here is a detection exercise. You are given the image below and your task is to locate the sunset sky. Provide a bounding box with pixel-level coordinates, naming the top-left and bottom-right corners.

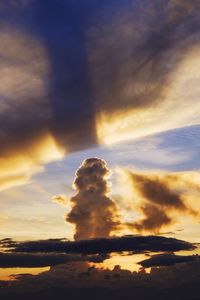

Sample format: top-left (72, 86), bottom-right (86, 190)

top-left (0, 1), bottom-right (200, 299)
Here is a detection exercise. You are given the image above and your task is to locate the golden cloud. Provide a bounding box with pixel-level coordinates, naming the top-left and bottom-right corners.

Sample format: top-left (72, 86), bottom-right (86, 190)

top-left (116, 169), bottom-right (200, 233)
top-left (0, 131), bottom-right (64, 191)
top-left (0, 28), bottom-right (65, 191)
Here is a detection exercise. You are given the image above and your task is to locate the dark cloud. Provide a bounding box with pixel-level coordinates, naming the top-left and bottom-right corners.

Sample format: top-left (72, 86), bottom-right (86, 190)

top-left (88, 0), bottom-right (200, 109)
top-left (0, 252), bottom-right (106, 268)
top-left (127, 171), bottom-right (198, 232)
top-left (131, 203), bottom-right (172, 232)
top-left (0, 236), bottom-right (198, 299)
top-left (129, 173), bottom-right (186, 209)
top-left (0, 0), bottom-right (97, 159)
top-left (8, 235), bottom-right (194, 255)
top-left (66, 158), bottom-right (120, 240)
top-left (139, 253), bottom-right (199, 268)
top-left (0, 238), bottom-right (18, 249)
top-left (1, 0), bottom-right (200, 181)
top-left (1, 256), bottom-right (200, 300)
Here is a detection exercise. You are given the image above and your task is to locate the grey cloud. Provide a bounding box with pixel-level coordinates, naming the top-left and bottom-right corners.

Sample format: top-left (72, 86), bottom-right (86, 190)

top-left (8, 235), bottom-right (194, 255)
top-left (139, 253), bottom-right (199, 268)
top-left (0, 252), bottom-right (106, 268)
top-left (127, 171), bottom-right (198, 232)
top-left (1, 0), bottom-right (200, 165)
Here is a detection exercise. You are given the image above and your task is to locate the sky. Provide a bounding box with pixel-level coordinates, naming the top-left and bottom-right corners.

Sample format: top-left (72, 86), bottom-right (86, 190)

top-left (0, 0), bottom-right (200, 299)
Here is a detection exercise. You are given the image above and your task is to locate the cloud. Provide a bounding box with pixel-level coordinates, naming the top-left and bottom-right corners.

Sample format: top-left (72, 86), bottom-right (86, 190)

top-left (139, 253), bottom-right (199, 268)
top-left (129, 173), bottom-right (186, 209)
top-left (7, 235), bottom-right (194, 255)
top-left (0, 253), bottom-right (77, 268)
top-left (0, 27), bottom-right (64, 190)
top-left (0, 130), bottom-right (64, 191)
top-left (93, 0), bottom-right (200, 145)
top-left (0, 1), bottom-right (97, 176)
top-left (1, 253), bottom-right (200, 297)
top-left (52, 195), bottom-right (69, 206)
top-left (65, 158), bottom-right (120, 240)
top-left (0, 252), bottom-right (106, 268)
top-left (131, 203), bottom-right (172, 232)
top-left (55, 159), bottom-right (200, 236)
top-left (121, 170), bottom-right (200, 233)
top-left (0, 1), bottom-right (200, 191)
top-left (0, 0), bottom-right (32, 11)
top-left (0, 238), bottom-right (18, 249)
top-left (0, 174), bottom-right (30, 191)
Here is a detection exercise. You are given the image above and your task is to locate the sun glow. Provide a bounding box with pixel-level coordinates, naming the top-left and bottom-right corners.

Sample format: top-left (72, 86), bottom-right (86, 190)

top-left (0, 267), bottom-right (49, 281)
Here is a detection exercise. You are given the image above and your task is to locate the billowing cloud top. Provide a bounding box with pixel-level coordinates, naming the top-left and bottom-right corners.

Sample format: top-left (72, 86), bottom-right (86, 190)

top-left (66, 158), bottom-right (120, 240)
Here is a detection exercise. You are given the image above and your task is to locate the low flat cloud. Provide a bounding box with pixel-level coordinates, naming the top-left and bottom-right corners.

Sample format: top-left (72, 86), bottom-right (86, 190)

top-left (0, 252), bottom-right (105, 268)
top-left (139, 253), bottom-right (199, 268)
top-left (6, 235), bottom-right (194, 255)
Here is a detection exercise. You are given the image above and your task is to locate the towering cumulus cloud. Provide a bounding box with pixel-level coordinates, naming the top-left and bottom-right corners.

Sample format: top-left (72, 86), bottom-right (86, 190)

top-left (66, 158), bottom-right (120, 240)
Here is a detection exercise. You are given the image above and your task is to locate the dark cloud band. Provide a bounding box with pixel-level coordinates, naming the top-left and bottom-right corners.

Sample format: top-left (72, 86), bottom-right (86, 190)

top-left (0, 253), bottom-right (74, 268)
top-left (7, 235), bottom-right (194, 255)
top-left (139, 253), bottom-right (199, 268)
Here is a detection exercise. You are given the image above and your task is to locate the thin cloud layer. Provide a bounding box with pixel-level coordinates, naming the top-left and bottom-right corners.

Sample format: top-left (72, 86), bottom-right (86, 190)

top-left (66, 158), bottom-right (120, 240)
